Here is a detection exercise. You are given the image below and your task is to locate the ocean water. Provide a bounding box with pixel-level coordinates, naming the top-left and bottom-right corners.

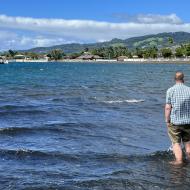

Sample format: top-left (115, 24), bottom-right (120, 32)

top-left (1, 62), bottom-right (190, 189)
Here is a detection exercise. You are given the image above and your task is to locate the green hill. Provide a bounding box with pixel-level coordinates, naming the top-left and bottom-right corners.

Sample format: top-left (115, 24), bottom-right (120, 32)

top-left (26, 32), bottom-right (190, 54)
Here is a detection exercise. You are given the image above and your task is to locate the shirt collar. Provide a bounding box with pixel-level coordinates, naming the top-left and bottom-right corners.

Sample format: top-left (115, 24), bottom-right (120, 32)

top-left (175, 83), bottom-right (184, 86)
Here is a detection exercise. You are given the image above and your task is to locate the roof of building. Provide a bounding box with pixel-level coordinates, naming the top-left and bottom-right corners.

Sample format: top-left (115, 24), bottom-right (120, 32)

top-left (77, 53), bottom-right (103, 60)
top-left (93, 55), bottom-right (102, 59)
top-left (77, 54), bottom-right (94, 59)
top-left (14, 54), bottom-right (25, 57)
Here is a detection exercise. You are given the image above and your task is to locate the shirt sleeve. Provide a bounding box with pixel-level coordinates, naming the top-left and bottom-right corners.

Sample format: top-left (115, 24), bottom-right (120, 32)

top-left (166, 89), bottom-right (171, 104)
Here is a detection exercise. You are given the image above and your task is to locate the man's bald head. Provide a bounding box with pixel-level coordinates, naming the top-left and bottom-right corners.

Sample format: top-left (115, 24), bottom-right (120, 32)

top-left (175, 72), bottom-right (184, 83)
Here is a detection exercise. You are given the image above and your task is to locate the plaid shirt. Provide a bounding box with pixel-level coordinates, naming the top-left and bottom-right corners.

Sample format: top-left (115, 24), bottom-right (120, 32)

top-left (166, 83), bottom-right (190, 125)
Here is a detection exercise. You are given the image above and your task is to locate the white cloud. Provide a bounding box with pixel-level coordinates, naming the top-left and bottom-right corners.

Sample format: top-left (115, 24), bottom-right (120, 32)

top-left (19, 36), bottom-right (75, 47)
top-left (0, 30), bottom-right (18, 51)
top-left (134, 14), bottom-right (183, 24)
top-left (0, 14), bottom-right (190, 50)
top-left (0, 32), bottom-right (76, 51)
top-left (114, 13), bottom-right (183, 24)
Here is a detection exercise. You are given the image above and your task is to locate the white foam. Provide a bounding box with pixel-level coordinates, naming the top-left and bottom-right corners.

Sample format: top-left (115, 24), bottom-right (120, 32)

top-left (102, 99), bottom-right (145, 104)
top-left (125, 99), bottom-right (145, 103)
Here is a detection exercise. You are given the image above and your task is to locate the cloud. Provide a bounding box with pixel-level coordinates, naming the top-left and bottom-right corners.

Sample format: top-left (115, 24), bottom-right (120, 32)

top-left (0, 30), bottom-right (18, 51)
top-left (0, 14), bottom-right (190, 50)
top-left (134, 14), bottom-right (183, 24)
top-left (113, 13), bottom-right (183, 24)
top-left (0, 31), bottom-right (76, 51)
top-left (19, 36), bottom-right (76, 47)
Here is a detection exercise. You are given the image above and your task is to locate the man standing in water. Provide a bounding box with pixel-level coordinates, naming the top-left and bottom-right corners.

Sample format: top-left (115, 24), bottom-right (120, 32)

top-left (165, 72), bottom-right (190, 165)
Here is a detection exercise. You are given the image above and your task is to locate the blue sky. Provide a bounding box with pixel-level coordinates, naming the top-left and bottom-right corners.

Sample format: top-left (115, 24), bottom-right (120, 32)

top-left (0, 0), bottom-right (190, 50)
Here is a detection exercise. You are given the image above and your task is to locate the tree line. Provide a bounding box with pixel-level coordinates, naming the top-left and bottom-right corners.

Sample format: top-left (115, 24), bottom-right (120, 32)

top-left (1, 42), bottom-right (190, 60)
top-left (89, 43), bottom-right (190, 59)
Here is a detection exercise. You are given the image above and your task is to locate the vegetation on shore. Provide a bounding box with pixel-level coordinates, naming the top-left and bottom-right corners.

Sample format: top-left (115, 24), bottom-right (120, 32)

top-left (1, 42), bottom-right (190, 61)
top-left (1, 32), bottom-right (190, 61)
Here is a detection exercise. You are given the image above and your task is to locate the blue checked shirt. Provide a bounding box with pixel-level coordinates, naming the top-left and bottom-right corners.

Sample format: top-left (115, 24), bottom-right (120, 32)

top-left (166, 83), bottom-right (190, 125)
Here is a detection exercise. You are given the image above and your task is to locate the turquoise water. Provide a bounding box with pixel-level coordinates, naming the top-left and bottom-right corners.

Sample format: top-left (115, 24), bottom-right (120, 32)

top-left (0, 62), bottom-right (190, 189)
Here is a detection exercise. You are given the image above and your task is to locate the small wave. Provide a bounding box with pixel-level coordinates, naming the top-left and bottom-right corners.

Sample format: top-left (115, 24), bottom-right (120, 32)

top-left (0, 110), bottom-right (48, 116)
top-left (0, 127), bottom-right (31, 134)
top-left (102, 99), bottom-right (145, 104)
top-left (0, 104), bottom-right (36, 110)
top-left (0, 148), bottom-right (53, 158)
top-left (0, 148), bottom-right (81, 161)
top-left (0, 149), bottom-right (172, 162)
top-left (81, 85), bottom-right (88, 89)
top-left (51, 98), bottom-right (65, 102)
top-left (0, 126), bottom-right (65, 135)
top-left (85, 151), bottom-right (172, 162)
top-left (0, 122), bottom-right (97, 135)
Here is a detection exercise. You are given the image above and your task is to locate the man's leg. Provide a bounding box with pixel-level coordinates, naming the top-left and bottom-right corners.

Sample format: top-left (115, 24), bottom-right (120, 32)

top-left (168, 124), bottom-right (183, 164)
top-left (184, 141), bottom-right (190, 160)
top-left (172, 143), bottom-right (183, 164)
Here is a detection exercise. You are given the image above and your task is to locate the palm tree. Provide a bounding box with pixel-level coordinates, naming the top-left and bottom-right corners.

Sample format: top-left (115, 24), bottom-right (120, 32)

top-left (168, 37), bottom-right (174, 45)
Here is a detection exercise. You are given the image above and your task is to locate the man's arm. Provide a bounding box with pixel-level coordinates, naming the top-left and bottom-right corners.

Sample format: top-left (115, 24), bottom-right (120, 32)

top-left (165, 103), bottom-right (172, 126)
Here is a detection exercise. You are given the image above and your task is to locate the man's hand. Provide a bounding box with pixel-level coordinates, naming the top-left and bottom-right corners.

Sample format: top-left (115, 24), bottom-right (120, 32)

top-left (166, 122), bottom-right (171, 128)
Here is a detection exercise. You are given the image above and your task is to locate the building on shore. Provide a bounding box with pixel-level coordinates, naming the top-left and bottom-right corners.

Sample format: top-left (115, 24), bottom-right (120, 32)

top-left (14, 54), bottom-right (26, 62)
top-left (132, 55), bottom-right (139, 59)
top-left (93, 55), bottom-right (102, 60)
top-left (77, 54), bottom-right (94, 60)
top-left (117, 56), bottom-right (129, 61)
top-left (0, 56), bottom-right (4, 64)
top-left (76, 52), bottom-right (102, 61)
top-left (13, 54), bottom-right (49, 62)
top-left (0, 56), bottom-right (9, 64)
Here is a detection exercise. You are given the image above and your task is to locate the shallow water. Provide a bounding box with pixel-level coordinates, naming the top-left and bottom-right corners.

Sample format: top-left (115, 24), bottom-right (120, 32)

top-left (0, 62), bottom-right (190, 189)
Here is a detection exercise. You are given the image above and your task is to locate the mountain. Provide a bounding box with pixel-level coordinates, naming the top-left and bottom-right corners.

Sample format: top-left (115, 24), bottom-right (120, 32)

top-left (25, 32), bottom-right (190, 54)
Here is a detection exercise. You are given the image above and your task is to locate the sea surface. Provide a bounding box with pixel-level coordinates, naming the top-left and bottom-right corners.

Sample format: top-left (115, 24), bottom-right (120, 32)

top-left (0, 62), bottom-right (190, 190)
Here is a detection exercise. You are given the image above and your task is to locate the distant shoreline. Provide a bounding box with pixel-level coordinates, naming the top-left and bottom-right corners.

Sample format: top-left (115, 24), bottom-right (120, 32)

top-left (7, 58), bottom-right (190, 64)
